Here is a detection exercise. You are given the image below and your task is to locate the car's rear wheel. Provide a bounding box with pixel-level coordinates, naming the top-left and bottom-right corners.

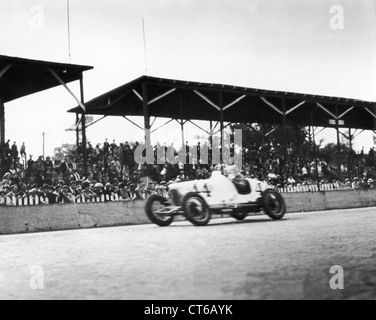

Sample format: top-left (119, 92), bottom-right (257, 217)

top-left (231, 212), bottom-right (249, 221)
top-left (262, 189), bottom-right (286, 220)
top-left (182, 192), bottom-right (211, 226)
top-left (145, 194), bottom-right (174, 227)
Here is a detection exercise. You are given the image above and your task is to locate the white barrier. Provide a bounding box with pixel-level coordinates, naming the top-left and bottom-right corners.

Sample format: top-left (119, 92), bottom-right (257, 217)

top-left (2, 189), bottom-right (376, 235)
top-left (0, 193), bottom-right (126, 207)
top-left (75, 194), bottom-right (120, 203)
top-left (0, 184), bottom-right (364, 206)
top-left (279, 183), bottom-right (342, 193)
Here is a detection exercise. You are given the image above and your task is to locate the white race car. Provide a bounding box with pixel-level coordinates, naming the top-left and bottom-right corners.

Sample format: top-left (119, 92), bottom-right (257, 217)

top-left (145, 171), bottom-right (286, 226)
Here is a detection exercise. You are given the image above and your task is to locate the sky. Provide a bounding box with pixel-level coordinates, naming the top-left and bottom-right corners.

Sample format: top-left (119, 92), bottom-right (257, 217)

top-left (0, 0), bottom-right (376, 157)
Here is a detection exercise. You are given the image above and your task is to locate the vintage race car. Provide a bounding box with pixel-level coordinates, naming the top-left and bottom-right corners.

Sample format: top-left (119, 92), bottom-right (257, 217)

top-left (145, 171), bottom-right (286, 226)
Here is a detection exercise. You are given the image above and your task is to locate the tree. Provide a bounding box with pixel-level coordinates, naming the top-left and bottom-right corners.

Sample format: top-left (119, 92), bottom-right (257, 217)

top-left (53, 144), bottom-right (76, 161)
top-left (230, 123), bottom-right (310, 159)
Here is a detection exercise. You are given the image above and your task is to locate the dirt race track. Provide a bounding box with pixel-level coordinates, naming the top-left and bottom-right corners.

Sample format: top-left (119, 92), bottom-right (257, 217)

top-left (0, 207), bottom-right (375, 300)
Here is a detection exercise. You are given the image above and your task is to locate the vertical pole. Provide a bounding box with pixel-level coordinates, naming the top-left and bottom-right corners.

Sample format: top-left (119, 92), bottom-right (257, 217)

top-left (0, 95), bottom-right (4, 163)
top-left (348, 127), bottom-right (353, 176)
top-left (0, 94), bottom-right (5, 159)
top-left (79, 75), bottom-right (87, 175)
top-left (296, 125), bottom-right (300, 157)
top-left (209, 121), bottom-right (213, 149)
top-left (219, 91), bottom-right (224, 163)
top-left (142, 81), bottom-right (151, 163)
top-left (43, 132), bottom-right (45, 160)
top-left (76, 113), bottom-right (80, 148)
top-left (209, 120), bottom-right (213, 166)
top-left (311, 111), bottom-right (320, 191)
top-left (335, 104), bottom-right (341, 177)
top-left (180, 120), bottom-right (185, 154)
top-left (348, 128), bottom-right (353, 151)
top-left (180, 101), bottom-right (185, 152)
top-left (295, 125), bottom-right (300, 174)
top-left (282, 98), bottom-right (288, 176)
top-left (262, 123), bottom-right (266, 146)
top-left (142, 81), bottom-right (150, 134)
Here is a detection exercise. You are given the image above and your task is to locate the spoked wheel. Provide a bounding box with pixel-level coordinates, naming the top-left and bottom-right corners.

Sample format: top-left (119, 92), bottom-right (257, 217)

top-left (231, 212), bottom-right (249, 221)
top-left (145, 194), bottom-right (174, 227)
top-left (262, 189), bottom-right (286, 220)
top-left (182, 192), bottom-right (211, 226)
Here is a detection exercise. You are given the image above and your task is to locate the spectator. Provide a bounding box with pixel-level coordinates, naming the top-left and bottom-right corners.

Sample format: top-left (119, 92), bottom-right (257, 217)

top-left (352, 177), bottom-right (361, 189)
top-left (287, 176), bottom-right (296, 185)
top-left (7, 185), bottom-right (20, 199)
top-left (103, 139), bottom-right (110, 157)
top-left (93, 183), bottom-right (104, 197)
top-left (81, 182), bottom-right (96, 201)
top-left (136, 180), bottom-right (146, 199)
top-left (11, 142), bottom-right (18, 162)
top-left (44, 156), bottom-right (53, 169)
top-left (128, 183), bottom-right (142, 200)
top-left (59, 185), bottom-right (75, 204)
top-left (38, 185), bottom-right (51, 205)
top-left (27, 155), bottom-right (34, 171)
top-left (69, 181), bottom-right (81, 197)
top-left (103, 183), bottom-right (114, 200)
top-left (111, 140), bottom-right (118, 157)
top-left (44, 185), bottom-right (58, 204)
top-left (117, 182), bottom-right (129, 200)
top-left (4, 140), bottom-right (11, 159)
top-left (18, 183), bottom-right (29, 198)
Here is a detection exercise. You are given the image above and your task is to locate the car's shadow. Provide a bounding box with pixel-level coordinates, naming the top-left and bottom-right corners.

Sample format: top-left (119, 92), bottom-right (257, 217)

top-left (170, 216), bottom-right (288, 228)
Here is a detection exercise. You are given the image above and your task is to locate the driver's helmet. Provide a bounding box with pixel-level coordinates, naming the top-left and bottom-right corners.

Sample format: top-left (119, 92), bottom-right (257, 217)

top-left (233, 173), bottom-right (245, 181)
top-left (225, 165), bottom-right (241, 180)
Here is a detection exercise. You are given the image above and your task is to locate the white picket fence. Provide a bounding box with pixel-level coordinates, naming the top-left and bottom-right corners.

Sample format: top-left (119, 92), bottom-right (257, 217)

top-left (279, 183), bottom-right (341, 193)
top-left (0, 194), bottom-right (123, 206)
top-left (76, 194), bottom-right (121, 203)
top-left (1, 184), bottom-right (346, 206)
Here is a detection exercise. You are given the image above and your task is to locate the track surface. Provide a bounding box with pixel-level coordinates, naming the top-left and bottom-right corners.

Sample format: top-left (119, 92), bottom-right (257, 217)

top-left (0, 208), bottom-right (375, 300)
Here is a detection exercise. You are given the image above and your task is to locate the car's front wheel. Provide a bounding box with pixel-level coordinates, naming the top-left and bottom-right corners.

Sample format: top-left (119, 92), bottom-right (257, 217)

top-left (145, 194), bottom-right (174, 227)
top-left (262, 189), bottom-right (286, 220)
top-left (182, 192), bottom-right (211, 226)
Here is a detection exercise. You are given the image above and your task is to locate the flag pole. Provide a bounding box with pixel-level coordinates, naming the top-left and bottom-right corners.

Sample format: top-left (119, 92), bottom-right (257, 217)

top-left (142, 17), bottom-right (148, 74)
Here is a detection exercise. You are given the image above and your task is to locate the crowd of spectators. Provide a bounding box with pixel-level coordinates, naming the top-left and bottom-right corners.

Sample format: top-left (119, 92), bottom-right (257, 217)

top-left (240, 142), bottom-right (376, 190)
top-left (0, 138), bottom-right (375, 206)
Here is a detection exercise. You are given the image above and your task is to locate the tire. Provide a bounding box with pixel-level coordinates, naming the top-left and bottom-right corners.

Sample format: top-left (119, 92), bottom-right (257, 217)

top-left (231, 212), bottom-right (249, 221)
top-left (182, 192), bottom-right (211, 226)
top-left (262, 189), bottom-right (286, 220)
top-left (145, 194), bottom-right (174, 227)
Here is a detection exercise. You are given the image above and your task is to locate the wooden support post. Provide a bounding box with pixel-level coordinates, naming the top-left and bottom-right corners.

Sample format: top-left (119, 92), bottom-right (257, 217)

top-left (311, 111), bottom-right (320, 191)
top-left (0, 94), bottom-right (4, 157)
top-left (219, 91), bottom-right (224, 163)
top-left (180, 101), bottom-right (185, 152)
top-left (296, 125), bottom-right (300, 161)
top-left (348, 127), bottom-right (353, 176)
top-left (0, 64), bottom-right (12, 158)
top-left (282, 98), bottom-right (288, 175)
top-left (142, 81), bottom-right (151, 148)
top-left (209, 120), bottom-right (214, 165)
top-left (348, 128), bottom-right (353, 151)
top-left (79, 75), bottom-right (87, 175)
top-left (76, 113), bottom-right (80, 148)
top-left (209, 121), bottom-right (213, 150)
top-left (262, 123), bottom-right (266, 146)
top-left (335, 104), bottom-right (341, 177)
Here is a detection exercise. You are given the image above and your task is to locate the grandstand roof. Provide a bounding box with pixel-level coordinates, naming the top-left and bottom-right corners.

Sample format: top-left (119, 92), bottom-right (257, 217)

top-left (0, 55), bottom-right (93, 103)
top-left (68, 75), bottom-right (376, 130)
